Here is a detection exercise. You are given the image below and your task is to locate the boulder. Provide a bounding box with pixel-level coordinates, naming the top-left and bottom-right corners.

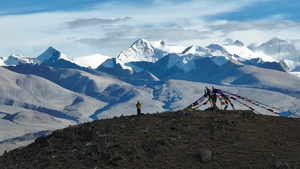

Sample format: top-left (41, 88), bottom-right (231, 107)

top-left (198, 149), bottom-right (212, 163)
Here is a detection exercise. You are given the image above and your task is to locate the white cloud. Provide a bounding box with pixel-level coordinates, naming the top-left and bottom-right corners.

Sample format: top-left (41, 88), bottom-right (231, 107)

top-left (65, 17), bottom-right (132, 29)
top-left (0, 0), bottom-right (299, 58)
top-left (207, 20), bottom-right (300, 33)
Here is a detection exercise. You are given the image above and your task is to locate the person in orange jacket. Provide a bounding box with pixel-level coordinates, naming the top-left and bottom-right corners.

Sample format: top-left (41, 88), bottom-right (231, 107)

top-left (136, 101), bottom-right (142, 115)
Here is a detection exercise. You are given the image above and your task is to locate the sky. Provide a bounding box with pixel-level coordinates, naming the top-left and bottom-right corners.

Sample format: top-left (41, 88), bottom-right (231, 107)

top-left (0, 0), bottom-right (300, 58)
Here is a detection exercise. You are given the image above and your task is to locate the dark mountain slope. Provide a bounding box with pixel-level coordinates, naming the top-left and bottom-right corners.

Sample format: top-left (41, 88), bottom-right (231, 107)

top-left (0, 110), bottom-right (299, 169)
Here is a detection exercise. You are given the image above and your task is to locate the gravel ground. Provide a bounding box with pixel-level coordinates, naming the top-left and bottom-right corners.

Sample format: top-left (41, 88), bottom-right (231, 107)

top-left (0, 110), bottom-right (299, 169)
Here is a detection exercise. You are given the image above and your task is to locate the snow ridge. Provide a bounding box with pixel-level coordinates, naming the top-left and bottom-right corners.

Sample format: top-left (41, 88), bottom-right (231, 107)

top-left (72, 54), bottom-right (111, 69)
top-left (0, 55), bottom-right (38, 66)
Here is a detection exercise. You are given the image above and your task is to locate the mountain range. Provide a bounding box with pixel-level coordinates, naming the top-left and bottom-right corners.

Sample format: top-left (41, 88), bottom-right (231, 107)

top-left (0, 37), bottom-right (299, 154)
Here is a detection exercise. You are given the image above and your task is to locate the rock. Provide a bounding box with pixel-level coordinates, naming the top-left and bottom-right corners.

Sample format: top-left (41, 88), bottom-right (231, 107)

top-left (143, 140), bottom-right (157, 156)
top-left (34, 135), bottom-right (49, 146)
top-left (75, 124), bottom-right (95, 141)
top-left (205, 105), bottom-right (219, 111)
top-left (105, 125), bottom-right (114, 133)
top-left (102, 152), bottom-right (113, 162)
top-left (198, 149), bottom-right (212, 163)
top-left (97, 135), bottom-right (110, 152)
top-left (275, 161), bottom-right (289, 169)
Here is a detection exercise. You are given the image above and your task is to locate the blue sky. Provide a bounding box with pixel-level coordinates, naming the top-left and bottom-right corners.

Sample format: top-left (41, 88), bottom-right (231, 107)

top-left (209, 0), bottom-right (300, 22)
top-left (0, 0), bottom-right (299, 58)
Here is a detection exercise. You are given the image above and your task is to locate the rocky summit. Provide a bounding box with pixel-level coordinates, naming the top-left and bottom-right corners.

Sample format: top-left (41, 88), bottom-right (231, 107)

top-left (0, 110), bottom-right (299, 169)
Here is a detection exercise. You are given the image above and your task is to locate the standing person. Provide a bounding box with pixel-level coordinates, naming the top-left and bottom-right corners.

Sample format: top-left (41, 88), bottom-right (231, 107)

top-left (136, 101), bottom-right (142, 115)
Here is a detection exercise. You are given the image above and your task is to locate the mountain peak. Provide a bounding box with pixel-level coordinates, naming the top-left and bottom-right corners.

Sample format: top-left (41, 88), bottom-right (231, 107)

top-left (254, 37), bottom-right (300, 62)
top-left (181, 45), bottom-right (207, 55)
top-left (262, 38), bottom-right (286, 47)
top-left (233, 40), bottom-right (244, 46)
top-left (131, 38), bottom-right (150, 47)
top-left (48, 46), bottom-right (56, 50)
top-left (37, 46), bottom-right (70, 63)
top-left (137, 38), bottom-right (147, 42)
top-left (206, 44), bottom-right (225, 51)
top-left (160, 40), bottom-right (166, 46)
top-left (117, 38), bottom-right (170, 65)
top-left (268, 37), bottom-right (285, 44)
top-left (182, 45), bottom-right (196, 54)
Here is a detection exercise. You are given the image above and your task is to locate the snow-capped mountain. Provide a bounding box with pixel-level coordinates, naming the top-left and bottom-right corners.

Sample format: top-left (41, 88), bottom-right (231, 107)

top-left (117, 38), bottom-right (185, 63)
top-left (37, 46), bottom-right (71, 63)
top-left (182, 40), bottom-right (268, 62)
top-left (36, 46), bottom-right (90, 70)
top-left (143, 45), bottom-right (285, 81)
top-left (0, 55), bottom-right (38, 66)
top-left (180, 40), bottom-right (280, 70)
top-left (101, 38), bottom-right (186, 71)
top-left (223, 40), bottom-right (275, 62)
top-left (36, 46), bottom-right (113, 71)
top-left (182, 44), bottom-right (231, 60)
top-left (249, 37), bottom-right (300, 62)
top-left (100, 38), bottom-right (294, 77)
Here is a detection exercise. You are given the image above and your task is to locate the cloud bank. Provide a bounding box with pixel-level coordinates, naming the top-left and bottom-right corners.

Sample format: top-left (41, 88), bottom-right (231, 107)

top-left (208, 20), bottom-right (300, 33)
top-left (66, 17), bottom-right (132, 29)
top-left (0, 0), bottom-right (299, 58)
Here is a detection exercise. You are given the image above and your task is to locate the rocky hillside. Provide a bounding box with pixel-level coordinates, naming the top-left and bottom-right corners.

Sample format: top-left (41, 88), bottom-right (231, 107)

top-left (0, 110), bottom-right (299, 169)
